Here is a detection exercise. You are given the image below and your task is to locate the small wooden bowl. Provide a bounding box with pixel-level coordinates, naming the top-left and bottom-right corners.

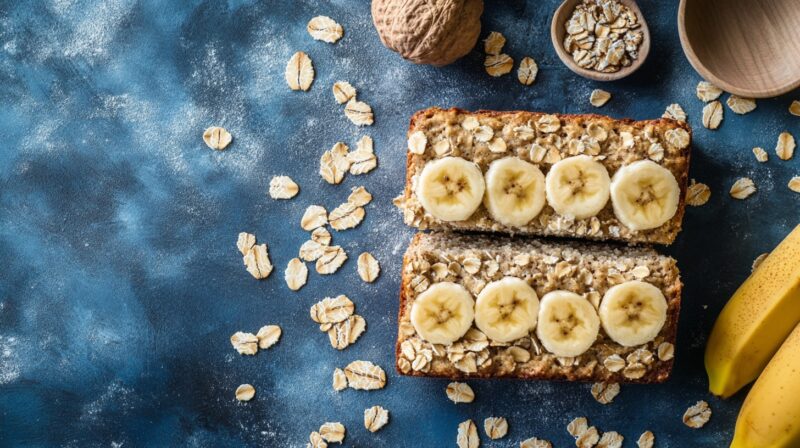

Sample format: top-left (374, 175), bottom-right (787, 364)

top-left (678, 0), bottom-right (800, 98)
top-left (550, 0), bottom-right (651, 81)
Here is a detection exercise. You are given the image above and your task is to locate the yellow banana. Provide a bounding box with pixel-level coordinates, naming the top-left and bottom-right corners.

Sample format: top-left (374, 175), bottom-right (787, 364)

top-left (705, 224), bottom-right (800, 398)
top-left (730, 323), bottom-right (800, 447)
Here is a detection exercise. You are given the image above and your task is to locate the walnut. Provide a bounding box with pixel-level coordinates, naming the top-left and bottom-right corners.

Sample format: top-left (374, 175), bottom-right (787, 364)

top-left (371, 0), bottom-right (484, 66)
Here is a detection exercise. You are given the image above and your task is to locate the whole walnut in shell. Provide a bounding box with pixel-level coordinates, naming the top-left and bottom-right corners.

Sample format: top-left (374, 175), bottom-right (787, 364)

top-left (371, 0), bottom-right (484, 67)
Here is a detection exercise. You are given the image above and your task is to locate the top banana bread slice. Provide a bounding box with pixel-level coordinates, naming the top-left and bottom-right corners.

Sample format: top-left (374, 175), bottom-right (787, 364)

top-left (395, 107), bottom-right (692, 245)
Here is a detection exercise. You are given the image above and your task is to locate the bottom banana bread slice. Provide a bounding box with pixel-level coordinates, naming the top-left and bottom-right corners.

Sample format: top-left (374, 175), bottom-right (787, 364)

top-left (397, 232), bottom-right (681, 383)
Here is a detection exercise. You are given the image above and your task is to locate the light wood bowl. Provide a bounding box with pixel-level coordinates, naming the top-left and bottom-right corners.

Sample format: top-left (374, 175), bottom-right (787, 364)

top-left (678, 0), bottom-right (800, 98)
top-left (550, 0), bottom-right (651, 81)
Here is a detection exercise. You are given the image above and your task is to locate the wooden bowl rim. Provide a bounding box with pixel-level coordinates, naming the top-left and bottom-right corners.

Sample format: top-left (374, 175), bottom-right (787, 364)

top-left (677, 0), bottom-right (800, 98)
top-left (550, 0), bottom-right (651, 82)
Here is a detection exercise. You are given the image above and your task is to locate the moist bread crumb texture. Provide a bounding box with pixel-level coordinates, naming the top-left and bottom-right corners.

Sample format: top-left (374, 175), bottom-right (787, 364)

top-left (397, 233), bottom-right (681, 383)
top-left (398, 108), bottom-right (691, 245)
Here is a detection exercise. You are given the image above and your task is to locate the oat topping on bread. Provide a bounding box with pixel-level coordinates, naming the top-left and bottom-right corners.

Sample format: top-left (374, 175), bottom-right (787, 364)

top-left (396, 108), bottom-right (691, 245)
top-left (396, 233), bottom-right (681, 383)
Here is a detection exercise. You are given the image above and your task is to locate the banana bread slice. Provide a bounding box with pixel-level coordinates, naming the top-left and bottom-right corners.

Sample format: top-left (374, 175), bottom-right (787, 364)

top-left (395, 107), bottom-right (692, 245)
top-left (397, 232), bottom-right (682, 383)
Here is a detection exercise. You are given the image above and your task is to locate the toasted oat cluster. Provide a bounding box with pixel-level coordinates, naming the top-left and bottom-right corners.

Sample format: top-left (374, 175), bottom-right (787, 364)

top-left (396, 233), bottom-right (681, 383)
top-left (563, 0), bottom-right (644, 73)
top-left (396, 108), bottom-right (691, 245)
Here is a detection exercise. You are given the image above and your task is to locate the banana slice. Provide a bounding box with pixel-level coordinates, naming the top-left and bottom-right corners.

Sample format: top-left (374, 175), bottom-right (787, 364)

top-left (475, 277), bottom-right (539, 342)
top-left (536, 290), bottom-right (600, 357)
top-left (599, 281), bottom-right (667, 347)
top-left (416, 157), bottom-right (485, 222)
top-left (610, 160), bottom-right (680, 231)
top-left (484, 157), bottom-right (546, 227)
top-left (410, 282), bottom-right (475, 345)
top-left (545, 155), bottom-right (611, 219)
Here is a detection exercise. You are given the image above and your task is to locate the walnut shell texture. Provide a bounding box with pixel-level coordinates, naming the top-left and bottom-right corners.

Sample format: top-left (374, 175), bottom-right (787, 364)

top-left (371, 0), bottom-right (484, 67)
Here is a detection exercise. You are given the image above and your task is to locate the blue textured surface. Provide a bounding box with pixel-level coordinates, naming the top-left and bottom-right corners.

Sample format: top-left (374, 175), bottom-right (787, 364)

top-left (1, 0), bottom-right (798, 446)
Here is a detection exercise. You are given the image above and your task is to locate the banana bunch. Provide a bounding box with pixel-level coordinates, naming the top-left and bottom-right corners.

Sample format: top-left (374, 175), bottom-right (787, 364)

top-left (410, 278), bottom-right (668, 356)
top-left (415, 156), bottom-right (680, 230)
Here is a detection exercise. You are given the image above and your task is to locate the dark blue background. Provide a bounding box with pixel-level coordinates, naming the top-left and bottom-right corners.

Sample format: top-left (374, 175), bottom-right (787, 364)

top-left (1, 0), bottom-right (798, 446)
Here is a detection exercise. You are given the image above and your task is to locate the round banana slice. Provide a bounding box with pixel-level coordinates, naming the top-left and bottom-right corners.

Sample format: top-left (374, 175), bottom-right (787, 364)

top-left (484, 157), bottom-right (546, 227)
top-left (610, 160), bottom-right (680, 231)
top-left (410, 282), bottom-right (475, 345)
top-left (545, 155), bottom-right (611, 219)
top-left (475, 277), bottom-right (539, 342)
top-left (416, 157), bottom-right (485, 222)
top-left (599, 281), bottom-right (668, 347)
top-left (536, 290), bottom-right (600, 357)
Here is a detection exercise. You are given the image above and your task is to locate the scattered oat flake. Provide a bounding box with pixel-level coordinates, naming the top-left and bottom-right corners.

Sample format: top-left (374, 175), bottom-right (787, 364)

top-left (686, 180), bottom-right (711, 206)
top-left (357, 252), bottom-right (380, 283)
top-left (446, 382), bottom-right (475, 404)
top-left (597, 431), bottom-right (624, 448)
top-left (521, 437), bottom-right (553, 448)
top-left (284, 258), bottom-right (308, 291)
top-left (590, 382), bottom-right (620, 404)
top-left (776, 131), bottom-right (796, 160)
top-left (320, 142), bottom-right (350, 184)
top-left (637, 431), bottom-right (655, 448)
top-left (327, 315), bottom-right (366, 350)
top-left (753, 147), bottom-right (768, 162)
top-left (364, 406), bottom-right (389, 432)
top-left (518, 56), bottom-right (538, 85)
top-left (663, 103), bottom-right (687, 122)
top-left (269, 175), bottom-right (299, 199)
top-left (319, 422), bottom-right (345, 443)
top-left (790, 100), bottom-right (800, 117)
top-left (348, 186), bottom-right (372, 206)
top-left (235, 384), bottom-right (255, 401)
top-left (203, 126), bottom-right (232, 150)
top-left (730, 177), bottom-right (756, 199)
top-left (590, 89), bottom-right (611, 107)
top-left (484, 417), bottom-right (508, 440)
top-left (344, 360), bottom-right (386, 390)
top-left (749, 253), bottom-right (769, 274)
top-left (256, 325), bottom-right (281, 349)
top-left (408, 131), bottom-right (427, 155)
top-left (344, 99), bottom-right (374, 126)
top-left (348, 148), bottom-right (377, 175)
top-left (485, 53), bottom-right (513, 77)
top-left (696, 81), bottom-right (722, 102)
top-left (310, 295), bottom-right (354, 324)
top-left (576, 426), bottom-right (600, 448)
top-left (316, 245), bottom-right (347, 274)
top-left (457, 419), bottom-right (479, 448)
top-left (230, 331), bottom-right (258, 355)
top-left (488, 137), bottom-right (507, 153)
top-left (307, 16), bottom-right (343, 43)
top-left (332, 81), bottom-right (356, 104)
top-left (683, 400), bottom-right (712, 428)
top-left (285, 51), bottom-right (314, 91)
top-left (484, 31), bottom-right (505, 55)
top-left (301, 205), bottom-right (328, 230)
top-left (329, 202), bottom-right (365, 230)
top-left (702, 100), bottom-right (723, 129)
top-left (567, 417), bottom-right (588, 437)
top-left (236, 232), bottom-right (256, 256)
top-left (726, 95), bottom-right (756, 114)
top-left (311, 227), bottom-right (332, 245)
top-left (299, 239), bottom-right (325, 262)
top-left (333, 368), bottom-right (348, 391)
top-left (789, 176), bottom-right (800, 193)
top-left (308, 431), bottom-right (326, 448)
top-left (243, 244), bottom-right (273, 279)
